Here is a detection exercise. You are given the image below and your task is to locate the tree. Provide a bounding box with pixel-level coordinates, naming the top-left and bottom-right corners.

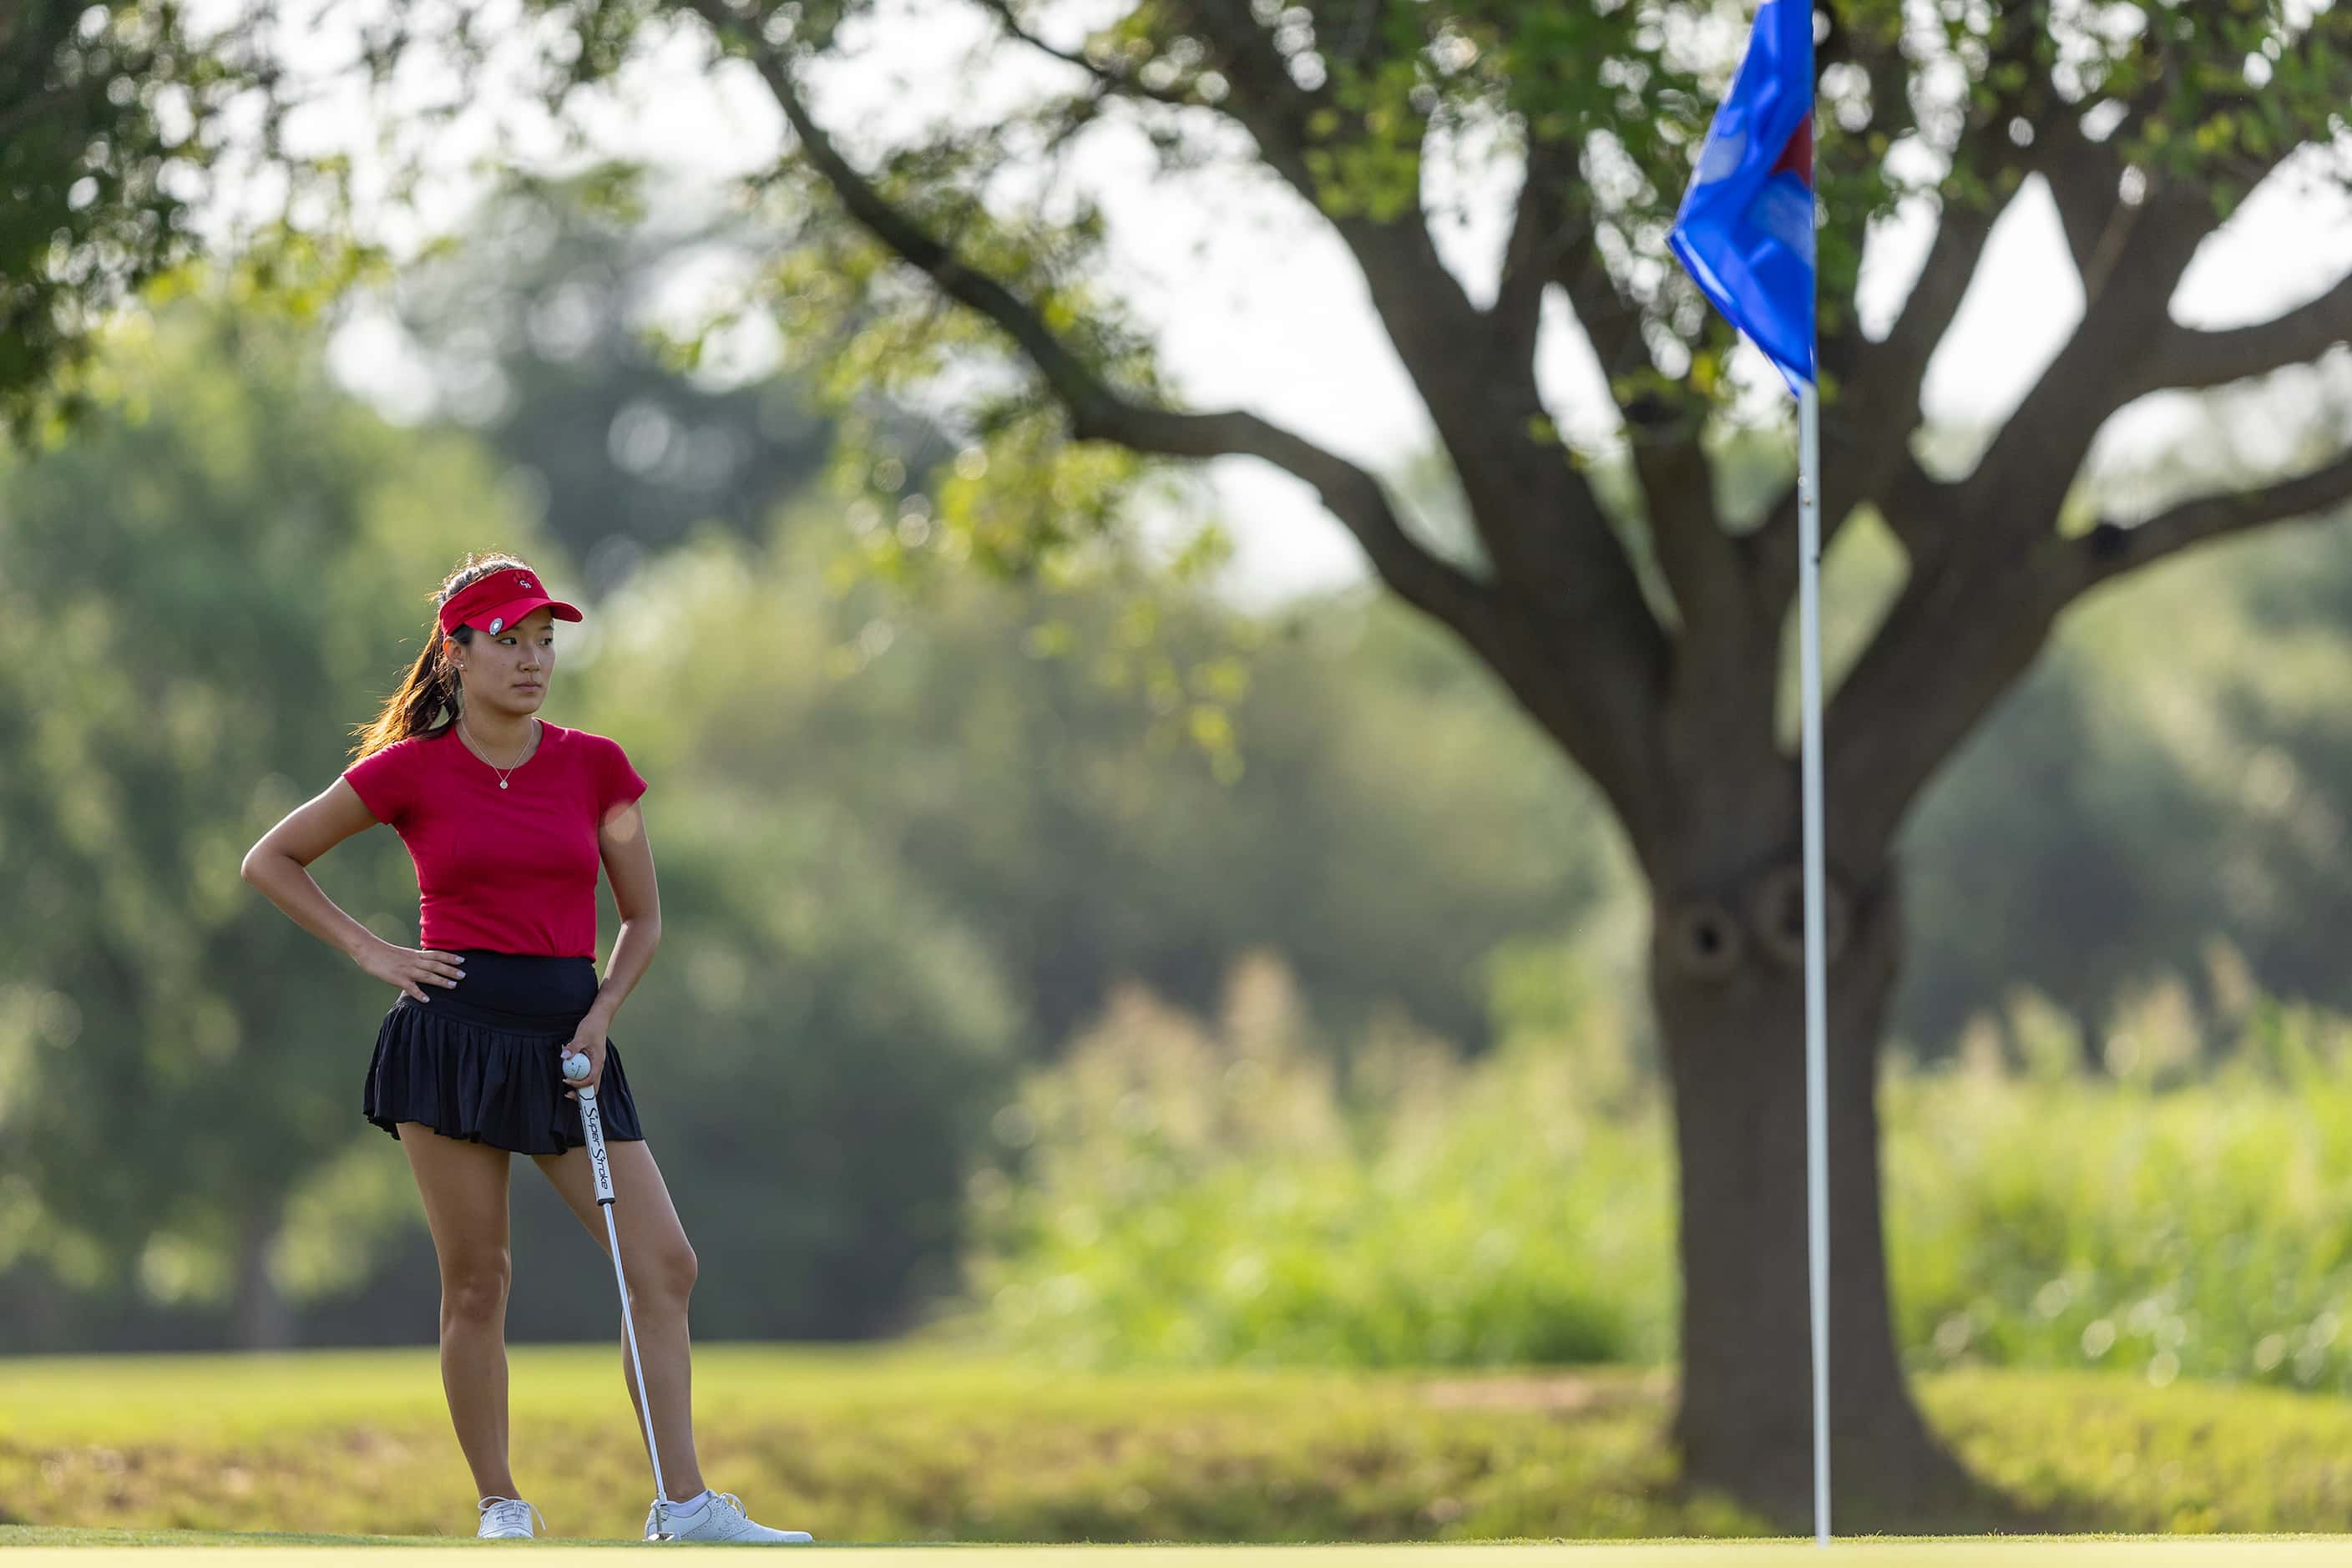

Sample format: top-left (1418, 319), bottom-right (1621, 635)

top-left (21, 0), bottom-right (2352, 1522)
top-left (0, 296), bottom-right (529, 1348)
top-left (1897, 489), bottom-right (2352, 1064)
top-left (482, 0), bottom-right (2352, 1519)
top-left (0, 2), bottom-right (369, 443)
top-left (0, 294), bottom-right (1024, 1352)
top-left (387, 177), bottom-right (1617, 1055)
top-left (765, 549), bottom-right (1625, 1055)
top-left (387, 175), bottom-right (840, 594)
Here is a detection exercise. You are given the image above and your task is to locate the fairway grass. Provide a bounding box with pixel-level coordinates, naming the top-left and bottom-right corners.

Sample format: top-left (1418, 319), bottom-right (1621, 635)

top-left (8, 1348), bottom-right (2352, 1542)
top-left (7, 1531), bottom-right (2352, 1565)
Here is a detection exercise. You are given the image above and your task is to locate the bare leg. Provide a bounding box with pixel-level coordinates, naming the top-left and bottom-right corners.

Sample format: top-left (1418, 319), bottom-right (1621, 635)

top-left (400, 1123), bottom-right (523, 1500)
top-left (533, 1138), bottom-right (705, 1500)
top-left (622, 1288), bottom-right (706, 1499)
top-left (441, 1297), bottom-right (521, 1500)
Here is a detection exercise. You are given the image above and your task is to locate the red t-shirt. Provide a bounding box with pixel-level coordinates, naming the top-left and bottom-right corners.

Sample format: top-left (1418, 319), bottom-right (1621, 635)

top-left (341, 721), bottom-right (649, 959)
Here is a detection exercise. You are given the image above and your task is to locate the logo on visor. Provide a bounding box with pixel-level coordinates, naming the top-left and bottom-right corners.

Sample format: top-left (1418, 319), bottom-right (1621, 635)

top-left (489, 617), bottom-right (503, 635)
top-left (518, 578), bottom-right (533, 589)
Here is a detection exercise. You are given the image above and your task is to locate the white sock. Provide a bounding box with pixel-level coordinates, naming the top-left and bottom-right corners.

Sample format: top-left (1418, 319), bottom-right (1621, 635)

top-left (668, 1489), bottom-right (714, 1516)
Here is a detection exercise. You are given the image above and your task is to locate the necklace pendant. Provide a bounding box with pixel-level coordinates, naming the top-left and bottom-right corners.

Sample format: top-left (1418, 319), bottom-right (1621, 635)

top-left (499, 780), bottom-right (508, 789)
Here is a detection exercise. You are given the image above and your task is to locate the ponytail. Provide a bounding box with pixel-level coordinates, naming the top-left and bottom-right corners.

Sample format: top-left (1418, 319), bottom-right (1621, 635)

top-left (348, 549), bottom-right (544, 762)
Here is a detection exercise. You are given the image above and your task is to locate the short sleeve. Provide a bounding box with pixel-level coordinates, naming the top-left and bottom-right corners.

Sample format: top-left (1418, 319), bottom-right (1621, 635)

top-left (597, 736), bottom-right (649, 818)
top-left (342, 741), bottom-right (418, 826)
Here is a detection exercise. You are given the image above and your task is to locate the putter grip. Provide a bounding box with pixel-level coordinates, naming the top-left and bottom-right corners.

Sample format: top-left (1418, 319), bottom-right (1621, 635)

top-left (578, 1084), bottom-right (615, 1203)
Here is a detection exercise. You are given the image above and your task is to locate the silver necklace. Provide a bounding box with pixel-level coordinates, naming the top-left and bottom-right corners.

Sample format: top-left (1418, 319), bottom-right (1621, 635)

top-left (460, 714), bottom-right (538, 789)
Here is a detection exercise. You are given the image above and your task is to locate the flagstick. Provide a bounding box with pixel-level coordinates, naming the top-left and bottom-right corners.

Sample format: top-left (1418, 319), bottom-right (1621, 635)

top-left (1798, 378), bottom-right (1831, 1548)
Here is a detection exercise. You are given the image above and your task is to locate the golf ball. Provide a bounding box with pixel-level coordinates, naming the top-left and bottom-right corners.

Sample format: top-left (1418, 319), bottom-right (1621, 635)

top-left (562, 1052), bottom-right (591, 1083)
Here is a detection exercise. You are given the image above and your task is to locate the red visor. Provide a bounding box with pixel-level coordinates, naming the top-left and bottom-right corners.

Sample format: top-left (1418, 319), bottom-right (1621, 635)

top-left (438, 568), bottom-right (583, 637)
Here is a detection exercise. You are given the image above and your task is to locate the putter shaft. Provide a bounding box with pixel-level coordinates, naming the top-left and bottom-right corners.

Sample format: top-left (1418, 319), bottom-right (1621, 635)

top-left (579, 1083), bottom-right (674, 1535)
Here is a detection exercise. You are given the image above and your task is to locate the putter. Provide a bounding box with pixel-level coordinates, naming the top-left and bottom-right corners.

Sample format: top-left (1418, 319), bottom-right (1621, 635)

top-left (564, 1051), bottom-right (679, 1541)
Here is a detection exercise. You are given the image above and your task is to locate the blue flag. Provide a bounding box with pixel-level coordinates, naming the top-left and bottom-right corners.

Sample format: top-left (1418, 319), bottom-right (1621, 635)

top-left (1667, 0), bottom-right (1817, 392)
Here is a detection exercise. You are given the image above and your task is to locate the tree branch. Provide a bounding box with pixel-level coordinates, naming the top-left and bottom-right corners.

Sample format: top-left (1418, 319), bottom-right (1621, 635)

top-left (1833, 443), bottom-right (2352, 855)
top-left (2129, 271), bottom-right (2352, 397)
top-left (2069, 446), bottom-right (2352, 594)
top-left (1759, 177), bottom-right (2012, 612)
top-left (1823, 544), bottom-right (2075, 867)
top-left (1493, 137), bottom-right (1570, 361)
top-left (1176, 0), bottom-right (1325, 192)
top-left (1823, 129), bottom-right (2325, 860)
top-left (682, 0), bottom-right (1494, 636)
top-left (1624, 392), bottom-right (1736, 633)
top-left (970, 0), bottom-right (1198, 109)
top-left (2038, 116), bottom-right (2132, 306)
top-left (1136, 1), bottom-right (1674, 627)
top-left (692, 0), bottom-right (1683, 829)
top-left (1945, 188), bottom-right (2213, 544)
top-left (1770, 6), bottom-right (2117, 608)
top-left (1495, 137), bottom-right (1647, 389)
top-left (1963, 133), bottom-right (2309, 531)
top-left (1876, 450), bottom-right (1959, 569)
top-left (1555, 225), bottom-right (1648, 388)
top-left (1149, 15), bottom-right (1660, 644)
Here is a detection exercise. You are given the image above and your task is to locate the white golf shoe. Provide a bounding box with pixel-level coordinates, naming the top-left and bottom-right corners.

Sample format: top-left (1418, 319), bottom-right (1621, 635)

top-left (476, 1495), bottom-right (549, 1539)
top-left (645, 1490), bottom-right (812, 1543)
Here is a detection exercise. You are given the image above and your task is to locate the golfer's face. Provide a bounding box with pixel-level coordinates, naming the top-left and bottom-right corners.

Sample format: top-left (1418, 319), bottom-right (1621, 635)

top-left (463, 607), bottom-right (558, 709)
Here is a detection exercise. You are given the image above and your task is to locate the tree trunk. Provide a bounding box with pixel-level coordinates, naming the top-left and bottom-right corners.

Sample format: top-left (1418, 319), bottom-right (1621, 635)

top-left (1651, 856), bottom-right (1991, 1529)
top-left (234, 1204), bottom-right (294, 1351)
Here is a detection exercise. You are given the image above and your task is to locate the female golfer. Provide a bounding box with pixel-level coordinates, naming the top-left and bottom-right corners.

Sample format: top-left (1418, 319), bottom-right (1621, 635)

top-left (240, 553), bottom-right (809, 1544)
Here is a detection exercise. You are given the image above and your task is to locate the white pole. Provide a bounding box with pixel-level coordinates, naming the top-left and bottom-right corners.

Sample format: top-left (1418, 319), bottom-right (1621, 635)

top-left (1798, 379), bottom-right (1831, 1547)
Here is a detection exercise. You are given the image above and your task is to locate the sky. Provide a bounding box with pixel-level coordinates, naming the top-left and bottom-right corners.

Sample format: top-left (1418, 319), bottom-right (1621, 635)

top-left (202, 0), bottom-right (2352, 608)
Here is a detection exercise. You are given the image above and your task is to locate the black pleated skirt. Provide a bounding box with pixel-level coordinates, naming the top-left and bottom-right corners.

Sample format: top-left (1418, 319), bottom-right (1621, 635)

top-left (362, 948), bottom-right (645, 1155)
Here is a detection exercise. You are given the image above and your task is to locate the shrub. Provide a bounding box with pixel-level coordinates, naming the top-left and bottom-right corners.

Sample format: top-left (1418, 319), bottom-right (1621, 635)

top-left (962, 955), bottom-right (2352, 1397)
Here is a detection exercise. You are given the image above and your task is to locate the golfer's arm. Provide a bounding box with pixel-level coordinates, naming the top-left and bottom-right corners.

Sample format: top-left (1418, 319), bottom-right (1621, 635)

top-left (589, 801), bottom-right (660, 1027)
top-left (240, 779), bottom-right (388, 961)
top-left (588, 916), bottom-right (659, 1029)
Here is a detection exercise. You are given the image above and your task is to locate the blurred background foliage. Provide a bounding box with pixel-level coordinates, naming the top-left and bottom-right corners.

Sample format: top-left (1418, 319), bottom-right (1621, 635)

top-left (6, 184), bottom-right (2352, 1387)
top-left (963, 946), bottom-right (2352, 1399)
